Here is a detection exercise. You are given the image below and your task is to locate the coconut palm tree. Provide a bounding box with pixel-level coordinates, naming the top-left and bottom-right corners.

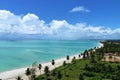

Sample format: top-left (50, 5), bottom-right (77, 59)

top-left (72, 56), bottom-right (76, 63)
top-left (63, 61), bottom-right (66, 76)
top-left (83, 50), bottom-right (87, 58)
top-left (44, 66), bottom-right (49, 79)
top-left (31, 62), bottom-right (37, 78)
top-left (31, 74), bottom-right (36, 80)
top-left (26, 62), bottom-right (37, 80)
top-left (25, 68), bottom-right (31, 76)
top-left (51, 59), bottom-right (56, 79)
top-left (66, 55), bottom-right (70, 63)
top-left (86, 51), bottom-right (89, 58)
top-left (83, 53), bottom-right (86, 59)
top-left (16, 76), bottom-right (21, 80)
top-left (38, 64), bottom-right (42, 75)
top-left (51, 59), bottom-right (55, 68)
top-left (26, 67), bottom-right (35, 80)
top-left (78, 54), bottom-right (81, 59)
top-left (73, 56), bottom-right (76, 60)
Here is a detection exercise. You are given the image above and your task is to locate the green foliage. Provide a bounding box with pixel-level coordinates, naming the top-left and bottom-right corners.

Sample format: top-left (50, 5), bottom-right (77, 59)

top-left (38, 64), bottom-right (42, 70)
top-left (57, 71), bottom-right (62, 79)
top-left (100, 40), bottom-right (120, 53)
top-left (79, 74), bottom-right (84, 80)
top-left (63, 61), bottom-right (66, 66)
top-left (83, 71), bottom-right (95, 77)
top-left (51, 59), bottom-right (55, 66)
top-left (36, 40), bottom-right (120, 80)
top-left (37, 59), bottom-right (120, 80)
top-left (44, 66), bottom-right (49, 75)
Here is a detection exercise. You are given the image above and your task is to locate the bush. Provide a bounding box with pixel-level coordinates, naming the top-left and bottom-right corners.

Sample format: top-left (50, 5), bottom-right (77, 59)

top-left (51, 71), bottom-right (56, 76)
top-left (79, 74), bottom-right (84, 80)
top-left (39, 77), bottom-right (45, 80)
top-left (83, 71), bottom-right (95, 77)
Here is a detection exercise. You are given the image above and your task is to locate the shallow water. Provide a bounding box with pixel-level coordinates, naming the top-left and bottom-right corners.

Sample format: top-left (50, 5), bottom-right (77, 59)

top-left (0, 40), bottom-right (99, 72)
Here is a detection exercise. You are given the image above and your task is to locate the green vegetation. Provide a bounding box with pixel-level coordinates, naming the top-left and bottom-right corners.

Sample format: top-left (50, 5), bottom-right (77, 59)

top-left (99, 40), bottom-right (120, 53)
top-left (37, 60), bottom-right (120, 80)
top-left (26, 40), bottom-right (120, 80)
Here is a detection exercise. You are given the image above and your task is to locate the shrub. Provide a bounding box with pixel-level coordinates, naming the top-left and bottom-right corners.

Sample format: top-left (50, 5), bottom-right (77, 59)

top-left (83, 71), bottom-right (95, 77)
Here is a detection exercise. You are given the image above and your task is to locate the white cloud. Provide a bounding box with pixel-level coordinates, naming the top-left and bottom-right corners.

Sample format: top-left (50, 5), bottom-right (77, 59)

top-left (0, 10), bottom-right (120, 39)
top-left (70, 6), bottom-right (90, 13)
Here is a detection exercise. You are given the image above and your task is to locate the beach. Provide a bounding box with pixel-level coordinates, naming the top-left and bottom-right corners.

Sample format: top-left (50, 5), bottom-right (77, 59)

top-left (0, 54), bottom-right (82, 80)
top-left (0, 41), bottom-right (103, 80)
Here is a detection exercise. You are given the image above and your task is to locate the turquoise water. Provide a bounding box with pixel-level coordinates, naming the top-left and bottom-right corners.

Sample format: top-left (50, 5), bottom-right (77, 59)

top-left (0, 40), bottom-right (99, 72)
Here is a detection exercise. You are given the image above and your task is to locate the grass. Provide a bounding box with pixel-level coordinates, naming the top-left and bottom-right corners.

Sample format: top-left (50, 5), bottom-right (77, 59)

top-left (36, 58), bottom-right (120, 80)
top-left (37, 59), bottom-right (88, 80)
top-left (35, 41), bottom-right (120, 80)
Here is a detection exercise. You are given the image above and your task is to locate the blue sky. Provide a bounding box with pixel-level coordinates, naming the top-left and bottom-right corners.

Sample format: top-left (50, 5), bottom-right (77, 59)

top-left (0, 0), bottom-right (120, 39)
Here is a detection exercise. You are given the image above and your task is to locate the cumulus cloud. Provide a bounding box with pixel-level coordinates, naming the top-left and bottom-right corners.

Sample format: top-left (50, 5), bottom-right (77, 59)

top-left (0, 10), bottom-right (120, 39)
top-left (70, 6), bottom-right (90, 13)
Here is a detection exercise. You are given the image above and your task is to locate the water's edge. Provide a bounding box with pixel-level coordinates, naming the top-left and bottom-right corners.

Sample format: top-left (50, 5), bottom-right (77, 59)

top-left (0, 40), bottom-right (100, 72)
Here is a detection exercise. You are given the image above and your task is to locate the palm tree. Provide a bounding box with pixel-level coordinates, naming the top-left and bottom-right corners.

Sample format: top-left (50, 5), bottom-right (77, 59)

top-left (86, 51), bottom-right (89, 58)
top-left (63, 61), bottom-right (66, 66)
top-left (31, 62), bottom-right (37, 78)
top-left (72, 56), bottom-right (76, 63)
top-left (78, 54), bottom-right (81, 59)
top-left (25, 67), bottom-right (32, 80)
top-left (73, 56), bottom-right (76, 60)
top-left (51, 59), bottom-right (56, 80)
top-left (83, 53), bottom-right (86, 59)
top-left (25, 68), bottom-right (31, 76)
top-left (16, 76), bottom-right (21, 80)
top-left (63, 61), bottom-right (66, 76)
top-left (44, 66), bottom-right (49, 78)
top-left (66, 55), bottom-right (70, 63)
top-left (83, 50), bottom-right (88, 59)
top-left (51, 59), bottom-right (55, 68)
top-left (38, 64), bottom-right (42, 75)
top-left (31, 74), bottom-right (36, 80)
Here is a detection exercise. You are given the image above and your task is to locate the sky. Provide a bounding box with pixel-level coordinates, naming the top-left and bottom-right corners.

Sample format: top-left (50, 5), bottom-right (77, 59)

top-left (0, 0), bottom-right (120, 39)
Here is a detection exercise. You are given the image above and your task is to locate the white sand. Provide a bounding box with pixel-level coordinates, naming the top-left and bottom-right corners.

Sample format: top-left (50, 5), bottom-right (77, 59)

top-left (0, 42), bottom-right (103, 80)
top-left (0, 54), bottom-right (82, 80)
top-left (98, 42), bottom-right (104, 48)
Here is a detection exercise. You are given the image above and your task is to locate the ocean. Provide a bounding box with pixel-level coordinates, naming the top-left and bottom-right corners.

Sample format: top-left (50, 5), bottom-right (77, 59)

top-left (0, 40), bottom-right (99, 72)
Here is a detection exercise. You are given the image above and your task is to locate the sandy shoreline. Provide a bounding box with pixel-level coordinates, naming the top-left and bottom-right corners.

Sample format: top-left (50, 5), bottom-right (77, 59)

top-left (98, 42), bottom-right (104, 48)
top-left (0, 42), bottom-right (103, 80)
top-left (0, 54), bottom-right (82, 80)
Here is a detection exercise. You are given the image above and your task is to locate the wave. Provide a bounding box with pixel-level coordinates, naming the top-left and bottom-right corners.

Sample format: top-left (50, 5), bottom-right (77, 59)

top-left (26, 49), bottom-right (47, 53)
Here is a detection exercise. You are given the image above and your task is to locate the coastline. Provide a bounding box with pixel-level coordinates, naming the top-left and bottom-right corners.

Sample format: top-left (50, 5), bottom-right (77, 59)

top-left (98, 42), bottom-right (104, 48)
top-left (0, 54), bottom-right (82, 80)
top-left (0, 41), bottom-right (103, 80)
